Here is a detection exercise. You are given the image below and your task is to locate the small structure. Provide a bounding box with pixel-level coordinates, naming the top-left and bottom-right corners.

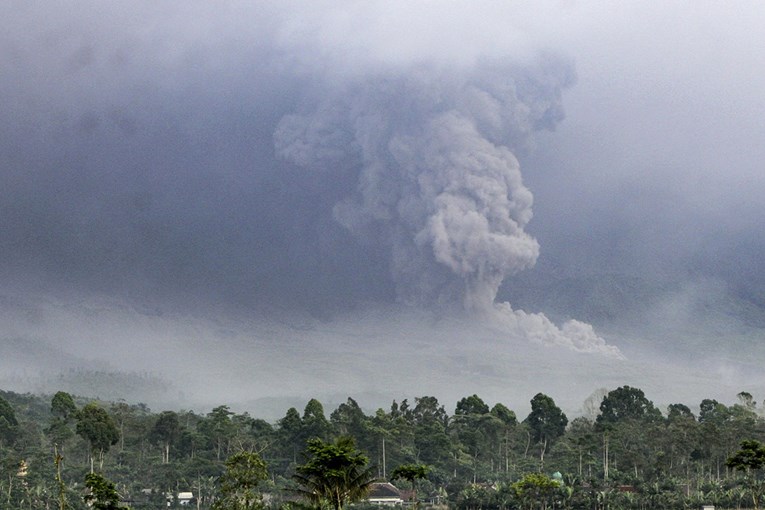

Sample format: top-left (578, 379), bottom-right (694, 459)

top-left (177, 492), bottom-right (194, 506)
top-left (165, 491), bottom-right (194, 506)
top-left (368, 483), bottom-right (404, 506)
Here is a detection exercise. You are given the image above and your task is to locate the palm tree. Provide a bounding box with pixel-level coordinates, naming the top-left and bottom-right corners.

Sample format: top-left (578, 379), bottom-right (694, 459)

top-left (293, 436), bottom-right (377, 510)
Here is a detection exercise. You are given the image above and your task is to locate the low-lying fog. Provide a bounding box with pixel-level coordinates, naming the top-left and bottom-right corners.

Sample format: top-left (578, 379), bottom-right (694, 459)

top-left (2, 286), bottom-right (762, 420)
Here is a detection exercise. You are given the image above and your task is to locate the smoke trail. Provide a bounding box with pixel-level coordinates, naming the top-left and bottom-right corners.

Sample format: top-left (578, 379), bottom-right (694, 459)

top-left (275, 56), bottom-right (622, 357)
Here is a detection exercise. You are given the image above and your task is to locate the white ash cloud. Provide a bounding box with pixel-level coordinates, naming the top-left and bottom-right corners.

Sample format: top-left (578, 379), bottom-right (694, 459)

top-left (275, 59), bottom-right (569, 310)
top-left (274, 57), bottom-right (622, 356)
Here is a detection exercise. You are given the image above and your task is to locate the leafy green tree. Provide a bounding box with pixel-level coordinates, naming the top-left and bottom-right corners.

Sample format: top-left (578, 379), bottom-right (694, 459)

top-left (213, 450), bottom-right (269, 510)
top-left (84, 472), bottom-right (123, 510)
top-left (411, 396), bottom-right (451, 465)
top-left (151, 411), bottom-right (181, 464)
top-left (51, 392), bottom-right (78, 421)
top-left (277, 407), bottom-right (303, 464)
top-left (302, 398), bottom-right (331, 442)
top-left (661, 403), bottom-right (698, 478)
top-left (76, 402), bottom-right (120, 471)
top-left (727, 440), bottom-right (765, 509)
top-left (596, 386), bottom-right (662, 427)
top-left (524, 393), bottom-right (567, 465)
top-left (491, 403), bottom-right (518, 476)
top-left (48, 391), bottom-right (78, 449)
top-left (455, 395), bottom-right (490, 416)
top-left (453, 395), bottom-right (504, 481)
top-left (390, 463), bottom-right (430, 505)
top-left (667, 403), bottom-right (694, 422)
top-left (293, 436), bottom-right (377, 510)
top-left (512, 473), bottom-right (560, 510)
top-left (330, 397), bottom-right (369, 442)
top-left (698, 398), bottom-right (736, 478)
top-left (491, 403), bottom-right (517, 426)
top-left (594, 386), bottom-right (661, 481)
top-left (727, 440), bottom-right (765, 472)
top-left (0, 395), bottom-right (19, 446)
top-left (557, 417), bottom-right (597, 479)
top-left (201, 405), bottom-right (235, 460)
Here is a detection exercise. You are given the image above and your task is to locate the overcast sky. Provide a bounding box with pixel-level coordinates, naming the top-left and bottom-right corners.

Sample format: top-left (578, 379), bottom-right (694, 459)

top-left (2, 1), bottom-right (764, 412)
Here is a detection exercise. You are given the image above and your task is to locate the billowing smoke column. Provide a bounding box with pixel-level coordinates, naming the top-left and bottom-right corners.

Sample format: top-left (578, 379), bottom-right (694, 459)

top-left (275, 56), bottom-right (622, 358)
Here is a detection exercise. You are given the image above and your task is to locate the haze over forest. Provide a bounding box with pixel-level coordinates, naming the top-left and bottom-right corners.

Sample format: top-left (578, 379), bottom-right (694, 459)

top-left (1, 1), bottom-right (765, 419)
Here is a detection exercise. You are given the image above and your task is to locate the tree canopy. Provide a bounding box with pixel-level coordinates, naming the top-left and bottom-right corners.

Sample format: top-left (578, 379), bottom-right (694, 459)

top-left (293, 436), bottom-right (377, 510)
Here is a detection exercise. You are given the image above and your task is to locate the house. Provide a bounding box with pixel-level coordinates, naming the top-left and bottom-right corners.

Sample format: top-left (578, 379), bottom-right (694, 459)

top-left (177, 492), bottom-right (194, 506)
top-left (368, 483), bottom-right (404, 506)
top-left (164, 491), bottom-right (194, 506)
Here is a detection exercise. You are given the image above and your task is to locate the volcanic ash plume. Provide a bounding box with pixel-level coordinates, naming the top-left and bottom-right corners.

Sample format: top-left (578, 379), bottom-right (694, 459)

top-left (275, 58), bottom-right (622, 357)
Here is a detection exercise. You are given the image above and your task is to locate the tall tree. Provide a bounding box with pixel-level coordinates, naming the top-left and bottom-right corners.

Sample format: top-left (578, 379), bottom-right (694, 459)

top-left (596, 386), bottom-right (662, 427)
top-left (0, 395), bottom-right (19, 446)
top-left (412, 396), bottom-right (450, 465)
top-left (150, 411), bottom-right (181, 464)
top-left (512, 472), bottom-right (561, 510)
top-left (293, 436), bottom-right (377, 510)
top-left (727, 440), bottom-right (765, 510)
top-left (302, 398), bottom-right (330, 441)
top-left (453, 395), bottom-right (503, 480)
top-left (83, 472), bottom-right (122, 510)
top-left (595, 386), bottom-right (661, 481)
top-left (491, 403), bottom-right (518, 475)
top-left (48, 392), bottom-right (78, 448)
top-left (524, 393), bottom-right (567, 466)
top-left (331, 397), bottom-right (369, 441)
top-left (277, 407), bottom-right (303, 464)
top-left (76, 402), bottom-right (120, 472)
top-left (201, 405), bottom-right (235, 460)
top-left (51, 392), bottom-right (78, 421)
top-left (213, 450), bottom-right (269, 510)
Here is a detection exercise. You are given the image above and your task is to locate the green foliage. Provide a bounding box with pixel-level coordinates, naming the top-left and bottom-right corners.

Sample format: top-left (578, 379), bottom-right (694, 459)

top-left (524, 393), bottom-right (567, 461)
top-left (390, 463), bottom-right (429, 504)
top-left (0, 395), bottom-right (19, 445)
top-left (596, 385), bottom-right (662, 428)
top-left (76, 402), bottom-right (120, 467)
top-left (213, 450), bottom-right (268, 510)
top-left (302, 398), bottom-right (331, 441)
top-left (51, 391), bottom-right (78, 421)
top-left (455, 395), bottom-right (490, 416)
top-left (512, 473), bottom-right (560, 510)
top-left (5, 386), bottom-right (765, 510)
top-left (151, 410), bottom-right (181, 463)
top-left (727, 439), bottom-right (765, 472)
top-left (293, 436), bottom-right (377, 510)
top-left (490, 402), bottom-right (517, 426)
top-left (84, 472), bottom-right (123, 510)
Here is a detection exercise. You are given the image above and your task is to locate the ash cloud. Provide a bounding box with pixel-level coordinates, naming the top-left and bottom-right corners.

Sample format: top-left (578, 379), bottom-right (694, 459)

top-left (0, 2), bottom-right (624, 358)
top-left (275, 60), bottom-right (570, 310)
top-left (273, 57), bottom-right (621, 356)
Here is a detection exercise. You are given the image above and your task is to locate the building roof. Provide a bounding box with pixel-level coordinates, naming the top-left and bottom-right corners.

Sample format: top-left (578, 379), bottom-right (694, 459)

top-left (368, 483), bottom-right (403, 499)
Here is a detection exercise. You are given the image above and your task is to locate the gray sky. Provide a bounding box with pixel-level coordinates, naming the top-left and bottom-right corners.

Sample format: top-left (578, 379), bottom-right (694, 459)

top-left (2, 1), bottom-right (764, 413)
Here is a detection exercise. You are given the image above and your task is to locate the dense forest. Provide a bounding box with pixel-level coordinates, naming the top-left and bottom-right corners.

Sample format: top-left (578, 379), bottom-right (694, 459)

top-left (1, 386), bottom-right (765, 509)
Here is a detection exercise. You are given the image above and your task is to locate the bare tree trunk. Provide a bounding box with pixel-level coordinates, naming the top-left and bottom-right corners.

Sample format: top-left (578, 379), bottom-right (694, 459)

top-left (540, 439), bottom-right (547, 469)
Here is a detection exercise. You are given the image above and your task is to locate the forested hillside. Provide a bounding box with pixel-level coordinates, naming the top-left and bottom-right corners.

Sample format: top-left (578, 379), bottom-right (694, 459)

top-left (1, 386), bottom-right (764, 509)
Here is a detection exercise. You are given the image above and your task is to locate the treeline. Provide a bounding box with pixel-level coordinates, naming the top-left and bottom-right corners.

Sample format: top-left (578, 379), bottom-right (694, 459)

top-left (1, 386), bottom-right (765, 509)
